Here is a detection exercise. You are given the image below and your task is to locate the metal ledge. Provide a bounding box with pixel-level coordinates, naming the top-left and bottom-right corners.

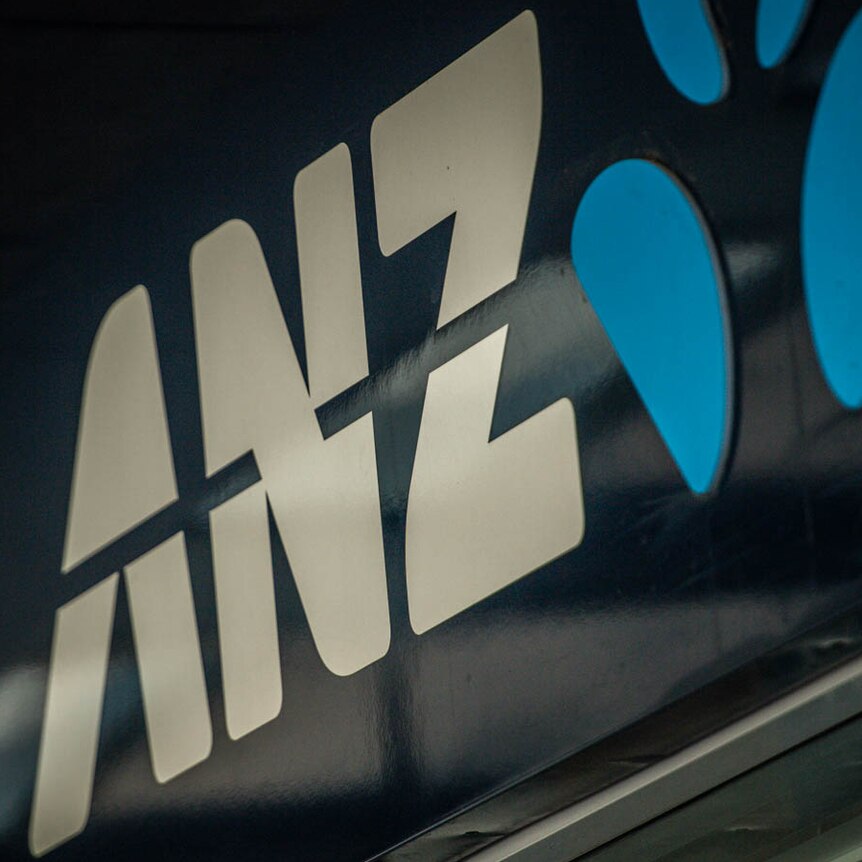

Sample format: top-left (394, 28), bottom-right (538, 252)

top-left (467, 652), bottom-right (862, 861)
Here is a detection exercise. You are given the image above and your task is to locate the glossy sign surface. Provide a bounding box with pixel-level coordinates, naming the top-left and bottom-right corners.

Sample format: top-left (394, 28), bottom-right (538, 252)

top-left (3, 2), bottom-right (862, 861)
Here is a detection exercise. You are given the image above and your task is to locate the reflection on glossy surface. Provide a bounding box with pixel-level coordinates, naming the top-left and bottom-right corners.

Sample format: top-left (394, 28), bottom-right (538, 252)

top-left (802, 7), bottom-right (862, 408)
top-left (635, 0), bottom-right (726, 104)
top-left (0, 668), bottom-right (45, 836)
top-left (571, 159), bottom-right (730, 494)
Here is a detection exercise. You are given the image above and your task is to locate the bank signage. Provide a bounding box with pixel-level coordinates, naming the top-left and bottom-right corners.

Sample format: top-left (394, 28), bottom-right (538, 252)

top-left (3, 1), bottom-right (862, 860)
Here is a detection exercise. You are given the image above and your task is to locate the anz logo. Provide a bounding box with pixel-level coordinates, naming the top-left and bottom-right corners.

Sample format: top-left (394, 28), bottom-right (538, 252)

top-left (28, 1), bottom-right (862, 855)
top-left (30, 12), bottom-right (585, 856)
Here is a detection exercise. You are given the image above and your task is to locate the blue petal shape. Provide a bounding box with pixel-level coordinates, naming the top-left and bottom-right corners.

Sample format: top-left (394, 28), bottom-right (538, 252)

top-left (571, 159), bottom-right (730, 494)
top-left (636, 0), bottom-right (727, 104)
top-left (802, 9), bottom-right (862, 408)
top-left (756, 0), bottom-right (811, 68)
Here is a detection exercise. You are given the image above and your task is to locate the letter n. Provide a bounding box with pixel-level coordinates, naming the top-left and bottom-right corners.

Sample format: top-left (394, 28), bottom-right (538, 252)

top-left (189, 145), bottom-right (390, 740)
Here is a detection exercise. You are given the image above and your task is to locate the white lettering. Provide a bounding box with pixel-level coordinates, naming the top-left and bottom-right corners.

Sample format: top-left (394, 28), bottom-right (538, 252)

top-left (190, 218), bottom-right (390, 677)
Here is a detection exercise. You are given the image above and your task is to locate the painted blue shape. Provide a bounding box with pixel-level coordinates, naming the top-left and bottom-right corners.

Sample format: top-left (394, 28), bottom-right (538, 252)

top-left (571, 159), bottom-right (729, 494)
top-left (802, 8), bottom-right (862, 408)
top-left (756, 0), bottom-right (811, 68)
top-left (636, 0), bottom-right (727, 104)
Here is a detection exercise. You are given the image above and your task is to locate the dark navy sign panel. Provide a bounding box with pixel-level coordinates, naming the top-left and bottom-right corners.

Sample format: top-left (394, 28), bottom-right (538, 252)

top-left (2, 1), bottom-right (862, 860)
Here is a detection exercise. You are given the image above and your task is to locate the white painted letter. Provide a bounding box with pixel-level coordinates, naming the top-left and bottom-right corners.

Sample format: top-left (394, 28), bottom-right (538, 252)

top-left (209, 483), bottom-right (282, 739)
top-left (294, 143), bottom-right (368, 406)
top-left (33, 285), bottom-right (193, 855)
top-left (124, 532), bottom-right (212, 783)
top-left (371, 11), bottom-right (542, 327)
top-left (61, 286), bottom-right (178, 573)
top-left (29, 576), bottom-right (118, 857)
top-left (373, 14), bottom-right (584, 632)
top-left (406, 326), bottom-right (584, 634)
top-left (191, 217), bottom-right (389, 677)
